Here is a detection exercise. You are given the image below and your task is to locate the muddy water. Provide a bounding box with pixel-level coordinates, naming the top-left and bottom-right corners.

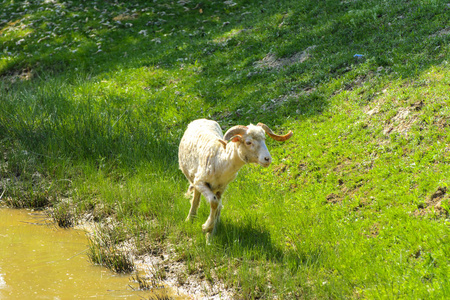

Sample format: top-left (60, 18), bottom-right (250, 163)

top-left (0, 208), bottom-right (157, 299)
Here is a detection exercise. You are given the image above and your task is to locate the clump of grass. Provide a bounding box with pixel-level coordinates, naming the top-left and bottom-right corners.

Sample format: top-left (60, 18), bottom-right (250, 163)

top-left (148, 293), bottom-right (173, 300)
top-left (130, 272), bottom-right (153, 291)
top-left (3, 190), bottom-right (51, 209)
top-left (87, 229), bottom-right (134, 273)
top-left (130, 270), bottom-right (174, 300)
top-left (129, 269), bottom-right (175, 300)
top-left (88, 241), bottom-right (134, 273)
top-left (50, 201), bottom-right (74, 228)
top-left (0, 142), bottom-right (56, 209)
top-left (130, 270), bottom-right (166, 291)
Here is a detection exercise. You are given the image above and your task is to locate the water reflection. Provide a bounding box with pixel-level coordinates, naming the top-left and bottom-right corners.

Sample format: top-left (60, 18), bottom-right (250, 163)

top-left (0, 269), bottom-right (6, 296)
top-left (0, 208), bottom-right (157, 299)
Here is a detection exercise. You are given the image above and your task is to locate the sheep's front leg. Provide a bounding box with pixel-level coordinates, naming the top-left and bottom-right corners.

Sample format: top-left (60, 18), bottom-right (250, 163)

top-left (205, 193), bottom-right (223, 244)
top-left (194, 182), bottom-right (219, 234)
top-left (186, 188), bottom-right (201, 221)
top-left (203, 197), bottom-right (222, 234)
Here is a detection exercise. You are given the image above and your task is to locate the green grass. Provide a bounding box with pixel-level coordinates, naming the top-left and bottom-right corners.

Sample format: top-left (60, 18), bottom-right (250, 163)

top-left (87, 226), bottom-right (135, 273)
top-left (1, 0), bottom-right (450, 298)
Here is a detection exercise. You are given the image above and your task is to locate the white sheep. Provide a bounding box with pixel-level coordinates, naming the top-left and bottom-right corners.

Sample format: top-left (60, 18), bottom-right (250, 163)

top-left (178, 119), bottom-right (293, 240)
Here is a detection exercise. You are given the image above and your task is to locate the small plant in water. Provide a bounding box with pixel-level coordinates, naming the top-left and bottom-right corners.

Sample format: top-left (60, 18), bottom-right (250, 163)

top-left (130, 271), bottom-right (172, 300)
top-left (51, 202), bottom-right (74, 228)
top-left (87, 233), bottom-right (134, 273)
top-left (148, 292), bottom-right (173, 300)
top-left (130, 272), bottom-right (152, 290)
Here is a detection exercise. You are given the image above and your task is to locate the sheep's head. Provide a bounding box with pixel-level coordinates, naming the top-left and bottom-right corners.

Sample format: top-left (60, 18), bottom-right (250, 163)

top-left (223, 123), bottom-right (293, 167)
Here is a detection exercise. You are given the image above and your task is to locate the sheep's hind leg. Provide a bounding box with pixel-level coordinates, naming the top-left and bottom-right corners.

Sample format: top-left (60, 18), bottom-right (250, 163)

top-left (186, 188), bottom-right (201, 222)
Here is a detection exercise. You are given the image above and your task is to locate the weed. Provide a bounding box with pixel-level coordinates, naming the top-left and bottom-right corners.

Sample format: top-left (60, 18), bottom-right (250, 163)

top-left (3, 191), bottom-right (51, 209)
top-left (50, 201), bottom-right (74, 228)
top-left (148, 292), bottom-right (174, 300)
top-left (130, 270), bottom-right (173, 300)
top-left (87, 229), bottom-right (134, 273)
top-left (130, 272), bottom-right (154, 291)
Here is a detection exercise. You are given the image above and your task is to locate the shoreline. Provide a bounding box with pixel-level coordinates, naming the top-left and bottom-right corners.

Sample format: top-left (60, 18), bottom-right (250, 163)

top-left (74, 214), bottom-right (234, 300)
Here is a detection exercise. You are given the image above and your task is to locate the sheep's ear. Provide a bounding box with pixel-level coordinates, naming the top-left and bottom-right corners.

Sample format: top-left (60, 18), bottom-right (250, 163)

top-left (230, 135), bottom-right (242, 143)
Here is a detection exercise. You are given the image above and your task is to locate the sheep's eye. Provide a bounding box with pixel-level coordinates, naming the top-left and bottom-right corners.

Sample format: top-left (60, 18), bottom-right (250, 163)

top-left (246, 141), bottom-right (252, 145)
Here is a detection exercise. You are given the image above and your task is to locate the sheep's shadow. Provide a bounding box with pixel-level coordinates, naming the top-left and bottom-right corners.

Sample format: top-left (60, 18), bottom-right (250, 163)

top-left (212, 219), bottom-right (285, 262)
top-left (212, 219), bottom-right (326, 269)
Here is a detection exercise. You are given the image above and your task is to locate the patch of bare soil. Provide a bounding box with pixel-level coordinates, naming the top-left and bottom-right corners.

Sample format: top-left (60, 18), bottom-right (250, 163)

top-left (367, 223), bottom-right (379, 238)
top-left (135, 250), bottom-right (233, 300)
top-left (364, 94), bottom-right (424, 137)
top-left (273, 163), bottom-right (288, 175)
top-left (415, 186), bottom-right (449, 217)
top-left (382, 107), bottom-right (419, 135)
top-left (333, 72), bottom-right (378, 96)
top-left (260, 87), bottom-right (316, 113)
top-left (1, 68), bottom-right (33, 84)
top-left (112, 13), bottom-right (140, 21)
top-left (430, 27), bottom-right (450, 38)
top-left (255, 45), bottom-right (317, 70)
top-left (325, 193), bottom-right (341, 205)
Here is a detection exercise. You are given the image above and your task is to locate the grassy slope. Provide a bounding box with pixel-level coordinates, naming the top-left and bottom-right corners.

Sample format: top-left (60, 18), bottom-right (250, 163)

top-left (1, 0), bottom-right (450, 298)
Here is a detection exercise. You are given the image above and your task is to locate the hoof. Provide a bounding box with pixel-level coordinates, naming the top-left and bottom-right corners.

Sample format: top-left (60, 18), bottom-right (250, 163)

top-left (202, 223), bottom-right (214, 233)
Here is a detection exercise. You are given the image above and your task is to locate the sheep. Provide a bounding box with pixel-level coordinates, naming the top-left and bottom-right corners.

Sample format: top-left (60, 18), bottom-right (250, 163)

top-left (178, 119), bottom-right (293, 240)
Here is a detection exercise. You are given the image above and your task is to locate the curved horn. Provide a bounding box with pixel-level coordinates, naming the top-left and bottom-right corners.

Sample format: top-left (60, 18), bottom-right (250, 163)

top-left (257, 123), bottom-right (293, 141)
top-left (223, 125), bottom-right (248, 141)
